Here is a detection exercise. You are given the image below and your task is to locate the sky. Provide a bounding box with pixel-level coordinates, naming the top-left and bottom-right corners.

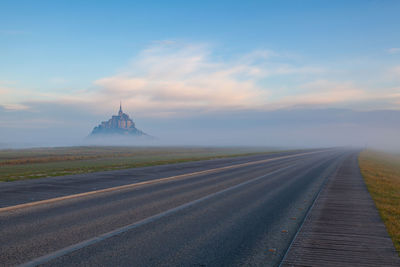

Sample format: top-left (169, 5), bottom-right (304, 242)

top-left (1, 0), bottom-right (400, 148)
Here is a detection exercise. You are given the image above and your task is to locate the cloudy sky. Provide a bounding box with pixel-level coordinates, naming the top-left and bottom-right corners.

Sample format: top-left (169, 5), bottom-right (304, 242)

top-left (1, 1), bottom-right (400, 148)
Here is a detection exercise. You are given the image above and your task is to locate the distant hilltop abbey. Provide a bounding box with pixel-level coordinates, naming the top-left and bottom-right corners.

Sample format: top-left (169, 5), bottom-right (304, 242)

top-left (90, 103), bottom-right (149, 137)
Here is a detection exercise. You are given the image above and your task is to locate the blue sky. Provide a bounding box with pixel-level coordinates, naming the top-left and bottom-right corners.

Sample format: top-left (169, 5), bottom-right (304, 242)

top-left (2, 0), bottom-right (400, 90)
top-left (1, 1), bottom-right (400, 147)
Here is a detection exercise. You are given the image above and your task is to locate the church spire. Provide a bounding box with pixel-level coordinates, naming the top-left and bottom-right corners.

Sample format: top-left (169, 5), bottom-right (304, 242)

top-left (119, 101), bottom-right (123, 116)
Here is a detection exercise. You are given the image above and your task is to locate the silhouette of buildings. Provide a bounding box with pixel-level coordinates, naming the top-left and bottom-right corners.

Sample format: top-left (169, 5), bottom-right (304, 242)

top-left (90, 103), bottom-right (148, 137)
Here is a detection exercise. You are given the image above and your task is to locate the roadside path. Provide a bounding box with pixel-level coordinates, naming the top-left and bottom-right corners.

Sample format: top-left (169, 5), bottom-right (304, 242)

top-left (281, 152), bottom-right (400, 266)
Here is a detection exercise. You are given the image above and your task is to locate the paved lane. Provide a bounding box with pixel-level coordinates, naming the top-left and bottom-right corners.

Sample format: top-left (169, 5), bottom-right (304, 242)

top-left (0, 149), bottom-right (350, 266)
top-left (0, 150), bottom-right (318, 208)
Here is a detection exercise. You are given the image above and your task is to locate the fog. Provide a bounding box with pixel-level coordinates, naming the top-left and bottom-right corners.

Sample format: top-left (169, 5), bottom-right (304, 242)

top-left (1, 108), bottom-right (399, 152)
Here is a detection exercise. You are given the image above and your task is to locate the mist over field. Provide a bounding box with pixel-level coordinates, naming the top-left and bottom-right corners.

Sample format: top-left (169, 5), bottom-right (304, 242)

top-left (1, 107), bottom-right (399, 151)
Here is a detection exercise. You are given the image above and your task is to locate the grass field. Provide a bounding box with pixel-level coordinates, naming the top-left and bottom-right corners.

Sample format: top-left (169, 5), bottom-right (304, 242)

top-left (0, 146), bottom-right (274, 182)
top-left (359, 150), bottom-right (400, 255)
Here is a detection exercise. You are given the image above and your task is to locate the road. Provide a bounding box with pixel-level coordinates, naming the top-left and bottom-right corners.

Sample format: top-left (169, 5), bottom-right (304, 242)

top-left (0, 149), bottom-right (355, 266)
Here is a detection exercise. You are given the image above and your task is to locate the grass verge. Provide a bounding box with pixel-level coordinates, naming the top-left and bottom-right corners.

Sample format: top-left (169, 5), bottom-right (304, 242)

top-left (0, 146), bottom-right (276, 182)
top-left (359, 150), bottom-right (400, 256)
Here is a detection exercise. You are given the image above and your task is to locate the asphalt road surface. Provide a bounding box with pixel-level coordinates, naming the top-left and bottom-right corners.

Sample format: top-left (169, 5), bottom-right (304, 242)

top-left (0, 149), bottom-right (356, 266)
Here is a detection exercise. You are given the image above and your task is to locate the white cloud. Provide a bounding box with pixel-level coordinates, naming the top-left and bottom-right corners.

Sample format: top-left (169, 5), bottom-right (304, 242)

top-left (93, 43), bottom-right (274, 115)
top-left (91, 42), bottom-right (330, 116)
top-left (3, 41), bottom-right (400, 117)
top-left (388, 88), bottom-right (400, 105)
top-left (390, 66), bottom-right (400, 76)
top-left (0, 87), bottom-right (8, 96)
top-left (388, 48), bottom-right (400, 54)
top-left (49, 77), bottom-right (67, 84)
top-left (275, 80), bottom-right (367, 107)
top-left (385, 66), bottom-right (400, 83)
top-left (1, 103), bottom-right (30, 111)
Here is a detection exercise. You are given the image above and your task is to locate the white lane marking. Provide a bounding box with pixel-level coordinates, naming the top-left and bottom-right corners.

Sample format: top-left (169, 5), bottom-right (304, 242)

top-left (1, 149), bottom-right (330, 213)
top-left (19, 164), bottom-right (295, 267)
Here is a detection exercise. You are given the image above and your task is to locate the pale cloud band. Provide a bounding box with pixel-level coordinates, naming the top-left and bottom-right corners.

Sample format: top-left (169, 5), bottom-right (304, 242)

top-left (1, 41), bottom-right (400, 116)
top-left (388, 47), bottom-right (400, 54)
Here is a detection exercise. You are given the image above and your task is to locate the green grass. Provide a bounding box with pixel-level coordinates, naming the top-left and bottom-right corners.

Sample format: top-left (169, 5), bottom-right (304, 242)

top-left (359, 150), bottom-right (400, 256)
top-left (0, 146), bottom-right (276, 182)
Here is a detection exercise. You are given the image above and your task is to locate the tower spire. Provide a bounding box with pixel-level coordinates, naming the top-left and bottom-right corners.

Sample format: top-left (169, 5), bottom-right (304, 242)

top-left (119, 101), bottom-right (123, 115)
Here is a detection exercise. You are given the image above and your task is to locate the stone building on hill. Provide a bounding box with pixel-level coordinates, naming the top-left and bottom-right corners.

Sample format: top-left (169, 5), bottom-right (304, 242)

top-left (90, 103), bottom-right (148, 137)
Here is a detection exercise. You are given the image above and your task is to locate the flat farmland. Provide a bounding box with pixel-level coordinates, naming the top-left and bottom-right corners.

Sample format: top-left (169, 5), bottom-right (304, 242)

top-left (0, 146), bottom-right (273, 182)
